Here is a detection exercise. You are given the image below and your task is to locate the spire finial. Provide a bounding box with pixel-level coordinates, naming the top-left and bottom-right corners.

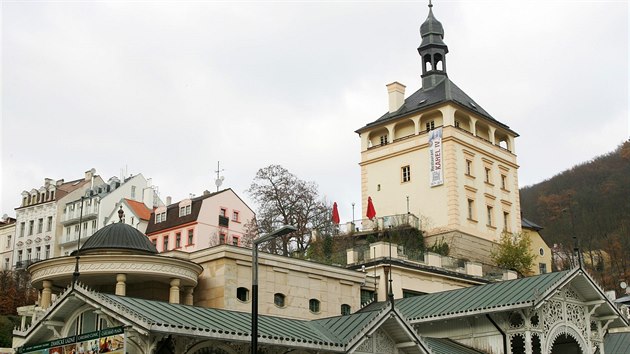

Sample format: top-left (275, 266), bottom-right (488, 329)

top-left (428, 0), bottom-right (433, 8)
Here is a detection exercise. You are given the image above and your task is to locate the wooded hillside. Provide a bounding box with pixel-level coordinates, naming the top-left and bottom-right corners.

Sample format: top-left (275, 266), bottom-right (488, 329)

top-left (520, 141), bottom-right (630, 291)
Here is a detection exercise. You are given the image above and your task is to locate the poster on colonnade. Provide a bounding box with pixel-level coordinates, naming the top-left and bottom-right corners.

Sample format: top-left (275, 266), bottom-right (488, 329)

top-left (19, 326), bottom-right (125, 354)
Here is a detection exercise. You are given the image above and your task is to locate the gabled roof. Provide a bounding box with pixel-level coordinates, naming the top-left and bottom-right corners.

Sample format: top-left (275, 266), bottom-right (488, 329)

top-left (424, 337), bottom-right (484, 354)
top-left (356, 77), bottom-right (517, 136)
top-left (396, 268), bottom-right (628, 328)
top-left (124, 199), bottom-right (152, 221)
top-left (17, 285), bottom-right (431, 353)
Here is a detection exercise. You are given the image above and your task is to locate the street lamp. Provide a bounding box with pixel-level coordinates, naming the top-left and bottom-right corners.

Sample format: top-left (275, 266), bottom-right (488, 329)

top-left (251, 225), bottom-right (297, 354)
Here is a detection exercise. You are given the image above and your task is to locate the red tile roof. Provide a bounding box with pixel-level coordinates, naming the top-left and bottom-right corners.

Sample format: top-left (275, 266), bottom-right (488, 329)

top-left (125, 199), bottom-right (152, 221)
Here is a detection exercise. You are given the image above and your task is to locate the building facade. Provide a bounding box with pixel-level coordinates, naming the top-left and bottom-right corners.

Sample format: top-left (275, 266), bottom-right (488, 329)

top-left (146, 189), bottom-right (255, 253)
top-left (0, 215), bottom-right (17, 270)
top-left (355, 5), bottom-right (520, 264)
top-left (59, 172), bottom-right (161, 255)
top-left (13, 171), bottom-right (98, 269)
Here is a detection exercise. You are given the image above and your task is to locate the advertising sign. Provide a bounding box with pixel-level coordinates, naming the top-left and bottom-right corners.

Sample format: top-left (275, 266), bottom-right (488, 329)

top-left (428, 127), bottom-right (444, 187)
top-left (20, 327), bottom-right (125, 354)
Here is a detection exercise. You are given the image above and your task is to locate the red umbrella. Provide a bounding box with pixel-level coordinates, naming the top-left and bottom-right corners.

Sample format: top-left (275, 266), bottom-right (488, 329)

top-left (366, 197), bottom-right (376, 220)
top-left (332, 202), bottom-right (340, 224)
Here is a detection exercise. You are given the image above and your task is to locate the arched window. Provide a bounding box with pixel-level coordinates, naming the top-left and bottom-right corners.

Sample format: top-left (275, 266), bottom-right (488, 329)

top-left (274, 293), bottom-right (286, 308)
top-left (341, 304), bottom-right (351, 315)
top-left (309, 299), bottom-right (320, 313)
top-left (236, 287), bottom-right (249, 302)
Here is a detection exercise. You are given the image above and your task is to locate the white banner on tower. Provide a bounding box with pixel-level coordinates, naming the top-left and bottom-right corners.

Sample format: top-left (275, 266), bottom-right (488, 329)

top-left (429, 127), bottom-right (444, 187)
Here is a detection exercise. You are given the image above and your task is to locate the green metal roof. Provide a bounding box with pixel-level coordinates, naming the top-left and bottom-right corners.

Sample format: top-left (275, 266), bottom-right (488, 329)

top-left (598, 332), bottom-right (630, 354)
top-left (98, 293), bottom-right (385, 349)
top-left (396, 270), bottom-right (572, 322)
top-left (424, 337), bottom-right (484, 354)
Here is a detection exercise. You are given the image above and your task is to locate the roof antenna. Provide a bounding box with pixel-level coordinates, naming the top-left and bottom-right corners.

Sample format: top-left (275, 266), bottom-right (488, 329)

top-left (214, 161), bottom-right (225, 192)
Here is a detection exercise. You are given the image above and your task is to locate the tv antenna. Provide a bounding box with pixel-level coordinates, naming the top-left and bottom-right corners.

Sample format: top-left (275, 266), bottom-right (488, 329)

top-left (215, 161), bottom-right (225, 192)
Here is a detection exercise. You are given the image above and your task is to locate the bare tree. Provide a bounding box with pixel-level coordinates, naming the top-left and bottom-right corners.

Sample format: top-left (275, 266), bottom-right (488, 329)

top-left (247, 165), bottom-right (332, 257)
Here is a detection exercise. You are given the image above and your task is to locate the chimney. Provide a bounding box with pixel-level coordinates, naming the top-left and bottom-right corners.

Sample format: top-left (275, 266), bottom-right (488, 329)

top-left (386, 82), bottom-right (406, 113)
top-left (56, 179), bottom-right (64, 186)
top-left (85, 168), bottom-right (96, 181)
top-left (203, 190), bottom-right (211, 196)
top-left (166, 196), bottom-right (172, 205)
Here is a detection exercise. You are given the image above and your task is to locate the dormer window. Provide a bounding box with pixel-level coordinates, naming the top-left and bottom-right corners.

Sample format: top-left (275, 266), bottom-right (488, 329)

top-left (179, 205), bottom-right (191, 217)
top-left (155, 211), bottom-right (166, 223)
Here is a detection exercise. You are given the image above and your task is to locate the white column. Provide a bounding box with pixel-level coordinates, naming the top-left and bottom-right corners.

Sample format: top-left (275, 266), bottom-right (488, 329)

top-left (115, 274), bottom-right (126, 296)
top-left (169, 278), bottom-right (180, 304)
top-left (41, 280), bottom-right (52, 309)
top-left (183, 287), bottom-right (194, 305)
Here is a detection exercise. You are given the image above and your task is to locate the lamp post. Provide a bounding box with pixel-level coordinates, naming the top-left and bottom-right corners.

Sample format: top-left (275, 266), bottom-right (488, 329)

top-left (251, 225), bottom-right (297, 354)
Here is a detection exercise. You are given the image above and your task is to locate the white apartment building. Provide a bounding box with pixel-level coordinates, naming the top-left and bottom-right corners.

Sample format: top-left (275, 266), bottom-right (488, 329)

top-left (59, 173), bottom-right (161, 255)
top-left (0, 215), bottom-right (17, 270)
top-left (13, 171), bottom-right (96, 269)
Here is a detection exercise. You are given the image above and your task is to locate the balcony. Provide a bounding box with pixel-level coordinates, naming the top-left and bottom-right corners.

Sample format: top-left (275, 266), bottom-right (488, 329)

top-left (61, 207), bottom-right (98, 225)
top-left (218, 215), bottom-right (229, 227)
top-left (346, 242), bottom-right (515, 282)
top-left (15, 259), bottom-right (40, 269)
top-left (339, 213), bottom-right (420, 234)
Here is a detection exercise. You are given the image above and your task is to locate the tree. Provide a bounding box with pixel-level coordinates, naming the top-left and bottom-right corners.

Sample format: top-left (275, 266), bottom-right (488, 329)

top-left (491, 232), bottom-right (536, 276)
top-left (247, 165), bottom-right (332, 257)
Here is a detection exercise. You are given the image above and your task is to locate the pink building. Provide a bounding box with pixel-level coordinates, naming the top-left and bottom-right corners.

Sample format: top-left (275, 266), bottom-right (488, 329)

top-left (145, 189), bottom-right (255, 252)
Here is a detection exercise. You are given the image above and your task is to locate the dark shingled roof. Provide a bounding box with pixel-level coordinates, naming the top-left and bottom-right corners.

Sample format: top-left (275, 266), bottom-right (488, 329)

top-left (145, 189), bottom-right (228, 235)
top-left (521, 217), bottom-right (543, 231)
top-left (77, 222), bottom-right (157, 255)
top-left (356, 77), bottom-right (517, 136)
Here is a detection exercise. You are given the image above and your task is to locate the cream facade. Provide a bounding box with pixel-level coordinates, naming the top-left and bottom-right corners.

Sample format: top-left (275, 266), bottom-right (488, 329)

top-left (356, 6), bottom-right (520, 265)
top-left (171, 245), bottom-right (365, 320)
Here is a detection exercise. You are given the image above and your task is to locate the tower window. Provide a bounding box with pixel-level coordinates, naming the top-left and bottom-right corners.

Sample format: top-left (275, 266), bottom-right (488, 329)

top-left (487, 206), bottom-right (493, 227)
top-left (401, 166), bottom-right (411, 183)
top-left (426, 121), bottom-right (435, 132)
top-left (380, 134), bottom-right (388, 145)
top-left (503, 212), bottom-right (509, 231)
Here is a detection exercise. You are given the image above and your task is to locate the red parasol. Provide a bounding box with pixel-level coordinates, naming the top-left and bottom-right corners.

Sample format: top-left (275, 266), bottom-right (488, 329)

top-left (366, 197), bottom-right (376, 220)
top-left (332, 202), bottom-right (340, 224)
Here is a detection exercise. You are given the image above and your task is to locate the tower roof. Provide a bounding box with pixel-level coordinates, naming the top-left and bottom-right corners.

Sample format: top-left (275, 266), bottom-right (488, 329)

top-left (356, 77), bottom-right (517, 136)
top-left (419, 5), bottom-right (446, 48)
top-left (76, 222), bottom-right (158, 255)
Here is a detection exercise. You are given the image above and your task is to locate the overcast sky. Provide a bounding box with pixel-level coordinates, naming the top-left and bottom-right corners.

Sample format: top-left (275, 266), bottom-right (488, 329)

top-left (1, 1), bottom-right (628, 222)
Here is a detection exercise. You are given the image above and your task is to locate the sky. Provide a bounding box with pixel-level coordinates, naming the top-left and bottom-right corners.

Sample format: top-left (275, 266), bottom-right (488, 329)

top-left (1, 0), bottom-right (628, 222)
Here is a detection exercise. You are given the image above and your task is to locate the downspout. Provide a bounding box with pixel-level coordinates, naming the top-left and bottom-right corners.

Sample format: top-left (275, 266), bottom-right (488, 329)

top-left (486, 314), bottom-right (508, 354)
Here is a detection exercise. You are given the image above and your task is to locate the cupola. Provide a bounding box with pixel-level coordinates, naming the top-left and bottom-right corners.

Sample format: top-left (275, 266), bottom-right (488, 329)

top-left (418, 1), bottom-right (449, 89)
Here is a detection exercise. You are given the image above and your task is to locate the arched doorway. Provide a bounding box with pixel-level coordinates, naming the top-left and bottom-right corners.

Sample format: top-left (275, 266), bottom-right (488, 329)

top-left (550, 334), bottom-right (582, 354)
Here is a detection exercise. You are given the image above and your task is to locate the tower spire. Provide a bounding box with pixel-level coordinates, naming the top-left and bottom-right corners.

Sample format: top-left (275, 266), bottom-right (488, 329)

top-left (418, 1), bottom-right (449, 89)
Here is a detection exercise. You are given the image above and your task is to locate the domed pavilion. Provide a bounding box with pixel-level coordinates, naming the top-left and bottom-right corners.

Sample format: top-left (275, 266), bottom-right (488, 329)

top-left (28, 220), bottom-right (203, 309)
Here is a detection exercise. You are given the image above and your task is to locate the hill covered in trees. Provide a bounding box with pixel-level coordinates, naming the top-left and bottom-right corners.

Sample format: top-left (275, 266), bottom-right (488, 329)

top-left (519, 141), bottom-right (630, 291)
